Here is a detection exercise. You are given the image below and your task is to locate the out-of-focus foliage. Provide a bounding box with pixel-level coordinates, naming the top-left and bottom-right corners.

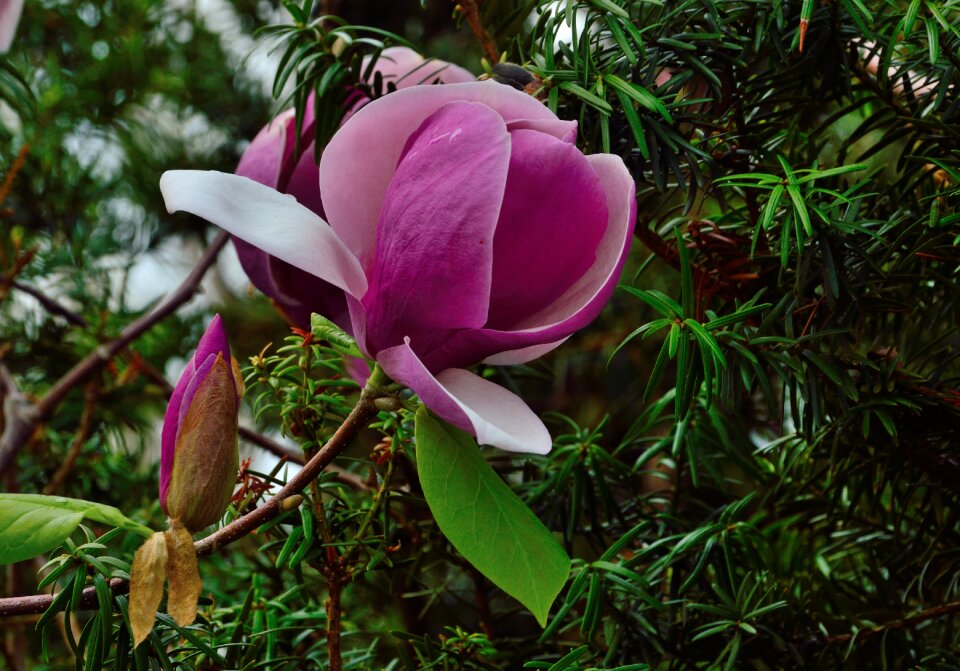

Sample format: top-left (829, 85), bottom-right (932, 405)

top-left (1, 0), bottom-right (959, 669)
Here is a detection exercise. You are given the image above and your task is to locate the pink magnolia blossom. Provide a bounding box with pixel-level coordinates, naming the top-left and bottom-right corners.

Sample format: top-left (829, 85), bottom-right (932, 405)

top-left (0, 0), bottom-right (24, 52)
top-left (161, 81), bottom-right (635, 455)
top-left (233, 47), bottom-right (474, 327)
top-left (859, 40), bottom-right (937, 97)
top-left (160, 315), bottom-right (239, 532)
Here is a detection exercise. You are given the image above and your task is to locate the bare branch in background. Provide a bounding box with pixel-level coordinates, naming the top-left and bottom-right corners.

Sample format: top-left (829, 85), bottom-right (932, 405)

top-left (0, 231), bottom-right (230, 475)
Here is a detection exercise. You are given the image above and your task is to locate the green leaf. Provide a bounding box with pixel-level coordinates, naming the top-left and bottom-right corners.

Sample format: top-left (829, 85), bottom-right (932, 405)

top-left (605, 74), bottom-right (674, 124)
top-left (0, 494), bottom-right (153, 564)
top-left (557, 81), bottom-right (613, 114)
top-left (414, 409), bottom-right (571, 627)
top-left (311, 313), bottom-right (363, 357)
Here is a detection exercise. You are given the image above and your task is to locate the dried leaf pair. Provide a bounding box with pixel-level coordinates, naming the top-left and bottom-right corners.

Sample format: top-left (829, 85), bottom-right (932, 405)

top-left (129, 520), bottom-right (202, 647)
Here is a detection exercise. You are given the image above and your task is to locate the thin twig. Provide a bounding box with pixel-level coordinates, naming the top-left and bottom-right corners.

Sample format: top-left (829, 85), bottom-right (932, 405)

top-left (326, 571), bottom-right (344, 671)
top-left (456, 0), bottom-right (499, 64)
top-left (826, 600), bottom-right (960, 644)
top-left (196, 381), bottom-right (383, 557)
top-left (0, 231), bottom-right (230, 475)
top-left (9, 281), bottom-right (87, 327)
top-left (42, 383), bottom-right (98, 495)
top-left (0, 377), bottom-right (385, 618)
top-left (0, 144), bottom-right (29, 207)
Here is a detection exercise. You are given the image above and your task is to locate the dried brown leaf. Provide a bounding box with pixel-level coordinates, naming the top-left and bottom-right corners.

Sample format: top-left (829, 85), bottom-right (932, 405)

top-left (129, 531), bottom-right (167, 647)
top-left (164, 520), bottom-right (202, 627)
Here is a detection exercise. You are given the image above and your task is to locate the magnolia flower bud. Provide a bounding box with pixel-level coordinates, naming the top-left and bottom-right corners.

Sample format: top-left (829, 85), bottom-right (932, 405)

top-left (160, 315), bottom-right (240, 533)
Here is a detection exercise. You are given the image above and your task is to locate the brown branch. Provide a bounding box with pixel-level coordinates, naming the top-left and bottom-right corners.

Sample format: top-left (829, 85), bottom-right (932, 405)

top-left (0, 374), bottom-right (386, 618)
top-left (0, 144), bottom-right (29, 207)
top-left (636, 226), bottom-right (726, 300)
top-left (326, 571), bottom-right (344, 671)
top-left (0, 231), bottom-right (230, 475)
top-left (456, 0), bottom-right (499, 64)
top-left (827, 600), bottom-right (960, 644)
top-left (0, 365), bottom-right (37, 470)
top-left (9, 280), bottom-right (87, 327)
top-left (42, 384), bottom-right (98, 495)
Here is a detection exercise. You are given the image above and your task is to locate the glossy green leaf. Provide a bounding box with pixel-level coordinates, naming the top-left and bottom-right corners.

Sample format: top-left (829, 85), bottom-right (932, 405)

top-left (0, 494), bottom-right (153, 564)
top-left (415, 408), bottom-right (570, 627)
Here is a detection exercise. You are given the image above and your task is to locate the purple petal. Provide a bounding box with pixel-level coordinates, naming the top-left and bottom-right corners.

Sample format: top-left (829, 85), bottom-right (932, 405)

top-left (361, 101), bottom-right (510, 355)
top-left (485, 129), bottom-right (608, 328)
top-left (160, 315), bottom-right (231, 509)
top-left (320, 81), bottom-right (561, 271)
top-left (377, 339), bottom-right (551, 454)
top-left (232, 236), bottom-right (283, 303)
top-left (261, 143), bottom-right (350, 328)
top-left (421, 153), bottom-right (635, 371)
top-left (266, 257), bottom-right (350, 329)
top-left (235, 109), bottom-right (297, 190)
top-left (284, 143), bottom-right (324, 216)
top-left (176, 353), bottom-right (222, 436)
top-left (159, 363), bottom-right (192, 509)
top-left (344, 356), bottom-right (371, 387)
top-left (160, 170), bottom-right (367, 299)
top-left (193, 314), bottom-right (230, 368)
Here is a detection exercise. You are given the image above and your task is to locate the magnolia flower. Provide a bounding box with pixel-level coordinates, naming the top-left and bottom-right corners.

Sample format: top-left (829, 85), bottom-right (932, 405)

top-left (234, 47), bottom-right (474, 327)
top-left (161, 81), bottom-right (635, 455)
top-left (160, 315), bottom-right (240, 532)
top-left (859, 40), bottom-right (937, 98)
top-left (0, 0), bottom-right (24, 52)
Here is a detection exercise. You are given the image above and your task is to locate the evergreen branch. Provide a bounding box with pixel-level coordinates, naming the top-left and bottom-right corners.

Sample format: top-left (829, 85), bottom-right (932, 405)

top-left (0, 372), bottom-right (387, 618)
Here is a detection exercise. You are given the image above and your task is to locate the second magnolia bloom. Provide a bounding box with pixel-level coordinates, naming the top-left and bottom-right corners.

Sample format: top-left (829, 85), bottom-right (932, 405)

top-left (233, 47), bottom-right (475, 327)
top-left (161, 80), bottom-right (634, 455)
top-left (160, 315), bottom-right (240, 532)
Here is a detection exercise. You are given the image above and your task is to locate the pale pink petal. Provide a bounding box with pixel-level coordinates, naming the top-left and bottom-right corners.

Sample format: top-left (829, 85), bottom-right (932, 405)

top-left (367, 46), bottom-right (475, 87)
top-left (505, 118), bottom-right (578, 143)
top-left (378, 339), bottom-right (552, 454)
top-left (482, 338), bottom-right (570, 365)
top-left (160, 170), bottom-right (367, 298)
top-left (0, 0), bottom-right (25, 52)
top-left (320, 80), bottom-right (560, 271)
top-left (361, 101), bottom-right (510, 355)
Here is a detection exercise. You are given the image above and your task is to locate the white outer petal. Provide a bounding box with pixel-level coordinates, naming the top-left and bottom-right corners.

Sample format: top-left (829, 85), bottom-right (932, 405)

top-left (377, 338), bottom-right (552, 455)
top-left (436, 368), bottom-right (553, 455)
top-left (482, 338), bottom-right (570, 365)
top-left (160, 170), bottom-right (368, 298)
